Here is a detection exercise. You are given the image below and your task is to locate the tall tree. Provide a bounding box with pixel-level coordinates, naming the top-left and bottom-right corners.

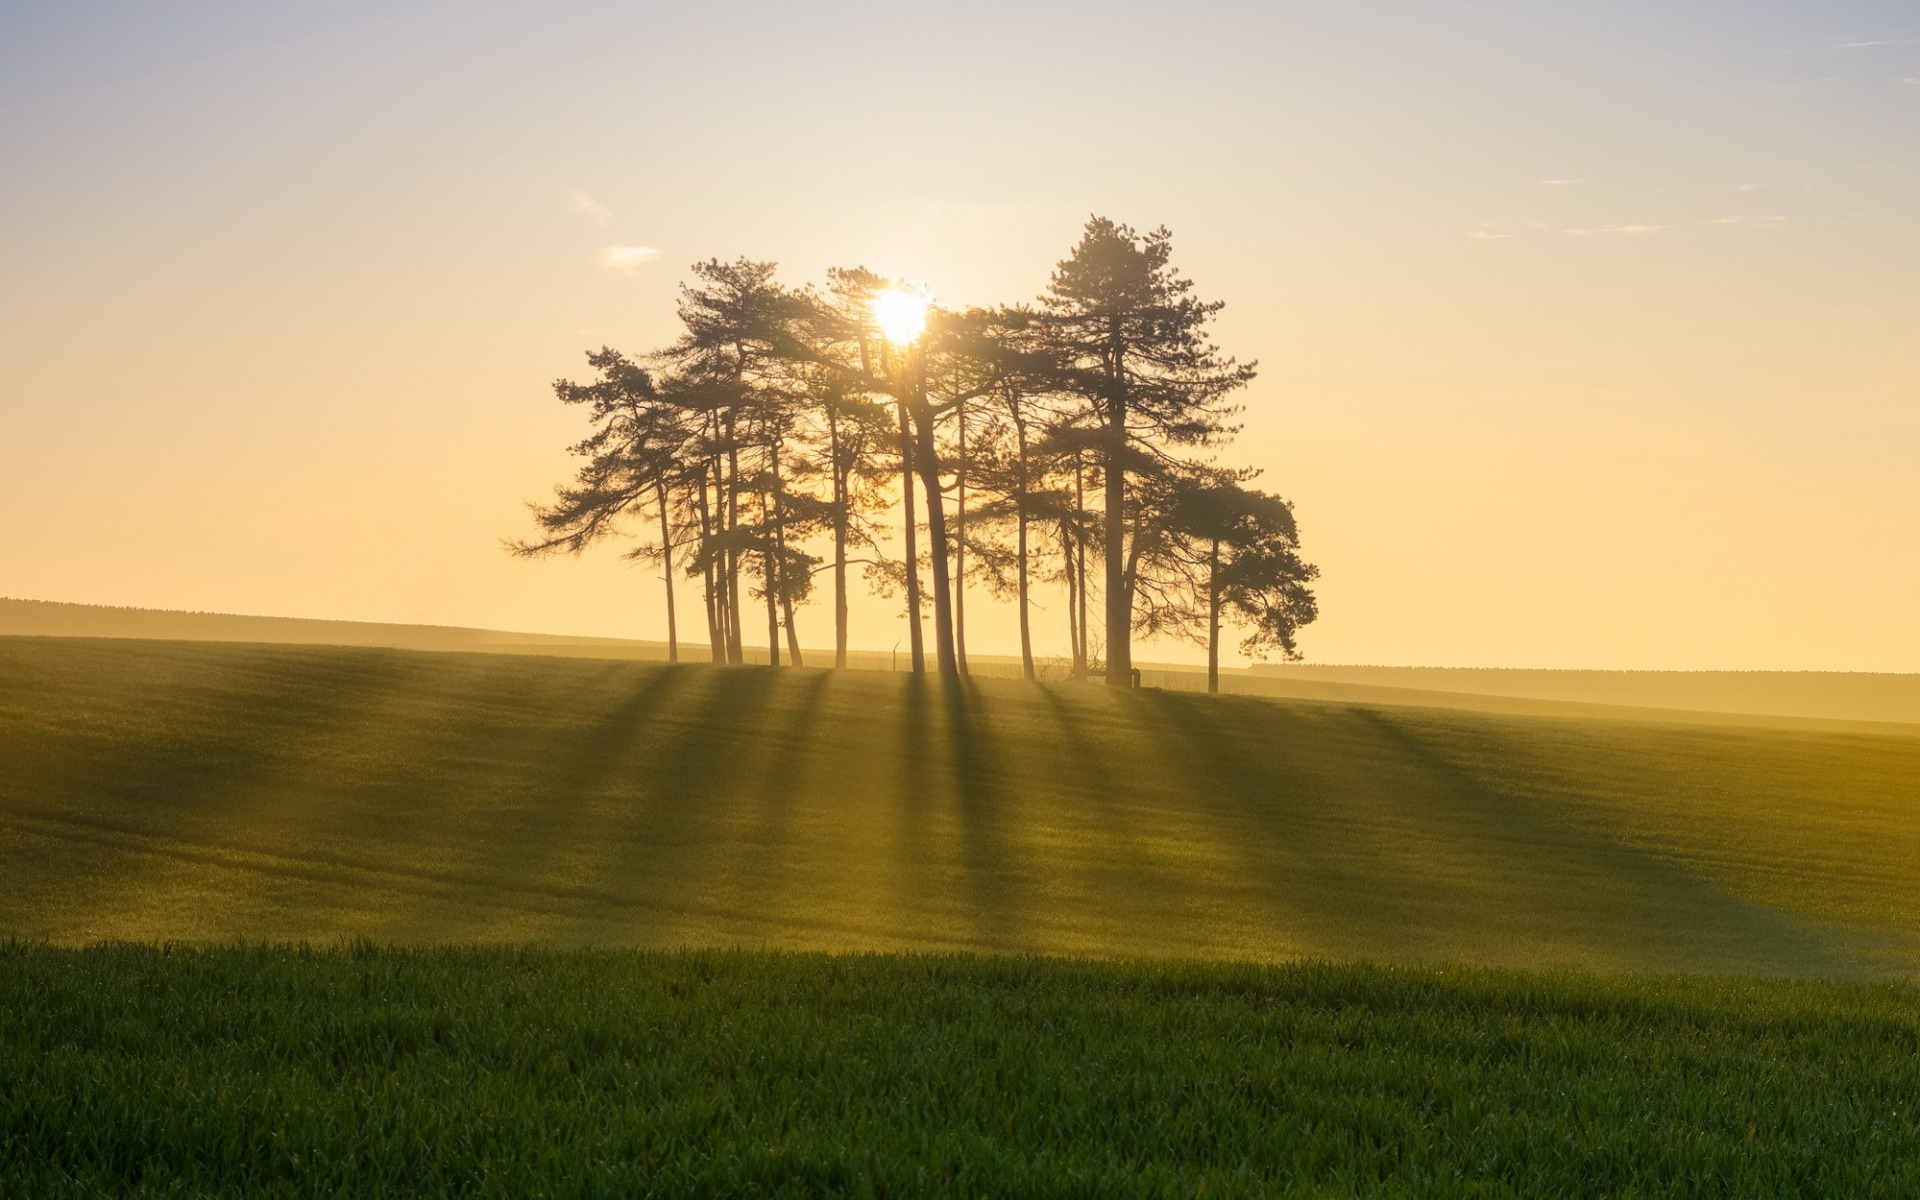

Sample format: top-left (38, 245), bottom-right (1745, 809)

top-left (510, 349), bottom-right (691, 660)
top-left (939, 307), bottom-right (1064, 681)
top-left (898, 313), bottom-right (956, 676)
top-left (1041, 218), bottom-right (1254, 686)
top-left (800, 270), bottom-right (913, 669)
top-left (656, 258), bottom-right (805, 665)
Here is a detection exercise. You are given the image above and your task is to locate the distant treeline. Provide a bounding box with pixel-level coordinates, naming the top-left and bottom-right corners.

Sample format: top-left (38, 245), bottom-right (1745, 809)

top-left (515, 217), bottom-right (1316, 690)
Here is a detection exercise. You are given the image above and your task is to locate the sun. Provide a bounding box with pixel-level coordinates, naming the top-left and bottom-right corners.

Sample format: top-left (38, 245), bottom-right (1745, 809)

top-left (871, 287), bottom-right (931, 346)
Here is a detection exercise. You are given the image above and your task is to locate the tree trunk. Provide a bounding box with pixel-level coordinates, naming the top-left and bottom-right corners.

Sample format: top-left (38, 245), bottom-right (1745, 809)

top-left (829, 410), bottom-right (849, 669)
top-left (910, 366), bottom-right (957, 676)
top-left (953, 397), bottom-right (969, 676)
top-left (658, 481), bottom-right (678, 664)
top-left (1103, 386), bottom-right (1129, 687)
top-left (695, 468), bottom-right (723, 663)
top-left (760, 485), bottom-right (780, 667)
top-left (1014, 411), bottom-right (1034, 681)
top-left (899, 399), bottom-right (925, 674)
top-left (771, 439), bottom-right (802, 667)
top-left (1073, 451), bottom-right (1089, 676)
top-left (724, 418), bottom-right (745, 665)
top-left (1207, 537), bottom-right (1221, 694)
top-left (782, 592), bottom-right (802, 666)
top-left (1062, 524), bottom-right (1079, 674)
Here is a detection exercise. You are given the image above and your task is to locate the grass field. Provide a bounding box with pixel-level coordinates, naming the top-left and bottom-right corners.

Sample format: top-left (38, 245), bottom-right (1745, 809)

top-left (15, 597), bottom-right (1920, 725)
top-left (3, 635), bottom-right (1918, 977)
top-left (7, 635), bottom-right (1920, 1193)
top-left (5, 945), bottom-right (1919, 1197)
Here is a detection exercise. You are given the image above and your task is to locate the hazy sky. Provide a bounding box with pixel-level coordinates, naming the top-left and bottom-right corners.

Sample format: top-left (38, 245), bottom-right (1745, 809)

top-left (3, 1), bottom-right (1916, 670)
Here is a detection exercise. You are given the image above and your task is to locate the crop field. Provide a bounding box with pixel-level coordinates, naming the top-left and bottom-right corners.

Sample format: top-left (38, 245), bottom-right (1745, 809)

top-left (4, 635), bottom-right (1920, 975)
top-left (6, 635), bottom-right (1920, 1193)
top-left (5, 945), bottom-right (1920, 1197)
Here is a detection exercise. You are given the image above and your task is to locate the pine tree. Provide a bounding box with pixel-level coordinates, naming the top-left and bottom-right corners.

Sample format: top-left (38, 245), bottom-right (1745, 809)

top-left (1040, 218), bottom-right (1254, 685)
top-left (510, 349), bottom-right (693, 661)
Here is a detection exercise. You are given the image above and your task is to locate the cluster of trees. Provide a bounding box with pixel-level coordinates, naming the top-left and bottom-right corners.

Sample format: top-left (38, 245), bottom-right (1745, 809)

top-left (513, 217), bottom-right (1317, 691)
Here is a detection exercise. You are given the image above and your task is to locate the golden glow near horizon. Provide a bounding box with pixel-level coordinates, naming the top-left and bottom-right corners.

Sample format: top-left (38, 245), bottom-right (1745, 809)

top-left (1, 5), bottom-right (1916, 671)
top-left (872, 287), bottom-right (931, 346)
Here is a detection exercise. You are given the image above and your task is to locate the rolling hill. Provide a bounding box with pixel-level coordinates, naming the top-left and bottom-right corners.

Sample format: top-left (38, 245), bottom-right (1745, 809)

top-left (3, 634), bottom-right (1916, 978)
top-left (11, 596), bottom-right (1920, 725)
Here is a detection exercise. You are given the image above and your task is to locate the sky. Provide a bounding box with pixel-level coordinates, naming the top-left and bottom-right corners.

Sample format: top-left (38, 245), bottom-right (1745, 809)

top-left (2, 0), bottom-right (1916, 670)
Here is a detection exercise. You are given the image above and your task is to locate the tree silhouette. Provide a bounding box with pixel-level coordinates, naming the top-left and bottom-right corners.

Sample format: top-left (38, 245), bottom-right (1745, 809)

top-left (1040, 218), bottom-right (1254, 685)
top-left (655, 258), bottom-right (807, 665)
top-left (515, 224), bottom-right (1311, 683)
top-left (1140, 472), bottom-right (1319, 692)
top-left (509, 349), bottom-right (691, 662)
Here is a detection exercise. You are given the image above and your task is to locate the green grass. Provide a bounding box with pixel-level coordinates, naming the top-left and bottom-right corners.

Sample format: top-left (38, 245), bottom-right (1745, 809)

top-left (7, 636), bottom-right (1920, 1193)
top-left (5, 944), bottom-right (1919, 1197)
top-left (3, 636), bottom-right (1919, 977)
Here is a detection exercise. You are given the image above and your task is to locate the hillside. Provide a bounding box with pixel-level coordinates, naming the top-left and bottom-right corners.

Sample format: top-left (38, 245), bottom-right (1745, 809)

top-left (0, 596), bottom-right (676, 659)
top-left (4, 635), bottom-right (1917, 978)
top-left (12, 597), bottom-right (1920, 727)
top-left (1253, 663), bottom-right (1920, 726)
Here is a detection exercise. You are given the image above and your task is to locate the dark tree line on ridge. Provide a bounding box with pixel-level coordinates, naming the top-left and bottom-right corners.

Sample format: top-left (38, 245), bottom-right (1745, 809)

top-left (512, 217), bottom-right (1317, 692)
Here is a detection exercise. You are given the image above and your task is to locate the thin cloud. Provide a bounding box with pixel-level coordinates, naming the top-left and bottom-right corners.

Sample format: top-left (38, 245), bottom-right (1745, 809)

top-left (1708, 215), bottom-right (1788, 228)
top-left (1537, 178), bottom-right (1582, 186)
top-left (1736, 183), bottom-right (1763, 193)
top-left (599, 245), bottom-right (660, 273)
top-left (569, 191), bottom-right (611, 226)
top-left (1468, 230), bottom-right (1510, 240)
top-left (1827, 34), bottom-right (1920, 50)
top-left (1565, 224), bottom-right (1669, 236)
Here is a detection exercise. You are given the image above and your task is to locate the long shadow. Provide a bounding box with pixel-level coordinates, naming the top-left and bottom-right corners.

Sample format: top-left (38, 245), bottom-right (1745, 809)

top-left (1347, 708), bottom-right (1858, 976)
top-left (726, 669), bottom-right (833, 924)
top-left (890, 673), bottom-right (939, 933)
top-left (1133, 686), bottom-right (1859, 975)
top-left (359, 662), bottom-right (791, 941)
top-left (1119, 690), bottom-right (1356, 944)
top-left (447, 663), bottom-right (696, 916)
top-left (12, 641), bottom-right (429, 823)
top-left (0, 642), bottom-right (438, 931)
top-left (940, 674), bottom-right (1026, 951)
top-left (1027, 685), bottom-right (1216, 953)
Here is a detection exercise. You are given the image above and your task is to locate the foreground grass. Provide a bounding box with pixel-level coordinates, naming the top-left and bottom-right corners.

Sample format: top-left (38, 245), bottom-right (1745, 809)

top-left (3, 637), bottom-right (1920, 976)
top-left (4, 945), bottom-right (1917, 1197)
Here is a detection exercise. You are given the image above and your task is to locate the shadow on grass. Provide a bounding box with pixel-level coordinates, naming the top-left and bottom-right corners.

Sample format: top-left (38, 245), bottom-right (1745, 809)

top-left (1133, 686), bottom-right (1858, 976)
top-left (938, 674), bottom-right (1027, 950)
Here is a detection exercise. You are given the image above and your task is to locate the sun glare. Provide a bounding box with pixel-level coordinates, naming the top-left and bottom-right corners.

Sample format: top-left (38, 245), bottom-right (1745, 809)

top-left (872, 287), bottom-right (931, 346)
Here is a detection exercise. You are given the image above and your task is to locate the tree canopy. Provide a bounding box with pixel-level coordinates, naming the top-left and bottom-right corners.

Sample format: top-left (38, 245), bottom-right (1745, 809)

top-left (513, 217), bottom-right (1316, 691)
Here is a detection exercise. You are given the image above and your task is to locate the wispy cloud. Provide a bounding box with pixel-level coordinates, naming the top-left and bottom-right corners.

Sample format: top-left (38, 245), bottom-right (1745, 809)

top-left (599, 245), bottom-right (660, 272)
top-left (1468, 230), bottom-right (1510, 240)
top-left (1708, 215), bottom-right (1788, 228)
top-left (1827, 34), bottom-right (1920, 50)
top-left (1565, 224), bottom-right (1669, 236)
top-left (1537, 178), bottom-right (1582, 186)
top-left (569, 191), bottom-right (610, 226)
top-left (1736, 183), bottom-right (1763, 193)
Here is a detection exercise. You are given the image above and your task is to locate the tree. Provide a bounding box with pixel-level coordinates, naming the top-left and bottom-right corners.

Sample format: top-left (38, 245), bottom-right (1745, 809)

top-left (797, 269), bottom-right (913, 669)
top-left (510, 349), bottom-right (692, 661)
top-left (655, 258), bottom-right (809, 665)
top-left (516, 235), bottom-right (1314, 681)
top-left (1040, 218), bottom-right (1254, 686)
top-left (938, 306), bottom-right (1064, 680)
top-left (1143, 473), bottom-right (1318, 692)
